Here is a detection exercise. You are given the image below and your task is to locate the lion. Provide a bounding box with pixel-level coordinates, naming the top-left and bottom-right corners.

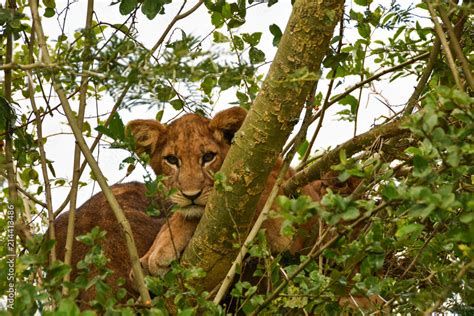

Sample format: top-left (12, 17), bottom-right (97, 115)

top-left (55, 107), bottom-right (380, 311)
top-left (125, 106), bottom-right (324, 278)
top-left (125, 107), bottom-right (385, 311)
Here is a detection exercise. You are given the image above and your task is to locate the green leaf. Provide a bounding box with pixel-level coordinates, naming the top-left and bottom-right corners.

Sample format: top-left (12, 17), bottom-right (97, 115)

top-left (221, 3), bottom-right (232, 18)
top-left (170, 99), bottom-right (184, 110)
top-left (109, 113), bottom-right (125, 140)
top-left (211, 12), bottom-right (224, 28)
top-left (422, 111), bottom-right (438, 133)
top-left (44, 8), bottom-right (55, 18)
top-left (396, 223), bottom-right (424, 238)
top-left (296, 139), bottom-right (309, 159)
top-left (460, 212), bottom-right (474, 224)
top-left (119, 0), bottom-right (137, 15)
top-left (393, 25), bottom-right (406, 41)
top-left (236, 91), bottom-right (248, 103)
top-left (341, 207), bottom-right (360, 221)
top-left (446, 147), bottom-right (460, 167)
top-left (156, 84), bottom-right (176, 101)
top-left (232, 35), bottom-right (244, 50)
top-left (155, 110), bottom-right (164, 122)
top-left (249, 47), bottom-right (265, 64)
top-left (413, 155), bottom-right (429, 175)
top-left (242, 32), bottom-right (262, 46)
top-left (269, 24), bottom-right (282, 47)
top-left (141, 0), bottom-right (169, 19)
top-left (358, 23), bottom-right (371, 39)
top-left (408, 204), bottom-right (435, 219)
top-left (95, 113), bottom-right (125, 141)
top-left (339, 94), bottom-right (359, 114)
top-left (43, 0), bottom-right (56, 9)
top-left (56, 297), bottom-right (80, 315)
top-left (201, 76), bottom-right (217, 95)
top-left (213, 31), bottom-right (229, 43)
top-left (382, 182), bottom-right (398, 200)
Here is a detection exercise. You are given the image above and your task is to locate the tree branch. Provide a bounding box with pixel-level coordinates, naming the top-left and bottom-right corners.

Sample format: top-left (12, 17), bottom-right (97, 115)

top-left (213, 107), bottom-right (314, 304)
top-left (283, 119), bottom-right (409, 196)
top-left (53, 82), bottom-right (132, 217)
top-left (0, 62), bottom-right (58, 70)
top-left (28, 0), bottom-right (151, 303)
top-left (181, 0), bottom-right (345, 291)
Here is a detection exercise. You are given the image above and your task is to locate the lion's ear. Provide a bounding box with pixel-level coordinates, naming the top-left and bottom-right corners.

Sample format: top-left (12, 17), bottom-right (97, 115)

top-left (209, 106), bottom-right (247, 144)
top-left (125, 120), bottom-right (166, 155)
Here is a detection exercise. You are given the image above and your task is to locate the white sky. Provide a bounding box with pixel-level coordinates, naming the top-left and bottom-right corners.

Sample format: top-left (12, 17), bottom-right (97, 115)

top-left (7, 1), bottom-right (428, 220)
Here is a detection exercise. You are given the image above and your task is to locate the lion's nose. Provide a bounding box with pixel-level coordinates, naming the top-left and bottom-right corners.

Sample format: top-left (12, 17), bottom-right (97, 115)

top-left (182, 190), bottom-right (202, 201)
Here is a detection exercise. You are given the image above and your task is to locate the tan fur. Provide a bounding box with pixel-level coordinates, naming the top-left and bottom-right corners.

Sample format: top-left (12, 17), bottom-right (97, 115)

top-left (126, 107), bottom-right (325, 278)
top-left (54, 182), bottom-right (165, 309)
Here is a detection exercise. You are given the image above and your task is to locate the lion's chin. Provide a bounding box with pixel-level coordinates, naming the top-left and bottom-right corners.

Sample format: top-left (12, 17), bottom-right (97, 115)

top-left (175, 205), bottom-right (205, 219)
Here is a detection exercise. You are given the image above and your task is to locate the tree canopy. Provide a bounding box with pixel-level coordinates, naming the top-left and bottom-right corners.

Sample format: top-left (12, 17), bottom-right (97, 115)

top-left (0, 0), bottom-right (473, 314)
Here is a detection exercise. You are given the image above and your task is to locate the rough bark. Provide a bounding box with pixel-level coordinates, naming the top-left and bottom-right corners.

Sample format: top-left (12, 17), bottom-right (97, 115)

top-left (181, 0), bottom-right (345, 290)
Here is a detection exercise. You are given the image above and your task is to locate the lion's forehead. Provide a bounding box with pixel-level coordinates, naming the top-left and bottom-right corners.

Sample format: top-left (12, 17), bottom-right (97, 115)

top-left (160, 115), bottom-right (223, 159)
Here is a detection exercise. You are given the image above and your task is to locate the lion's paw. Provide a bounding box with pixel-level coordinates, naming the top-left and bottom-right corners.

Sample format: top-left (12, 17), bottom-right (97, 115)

top-left (147, 246), bottom-right (178, 277)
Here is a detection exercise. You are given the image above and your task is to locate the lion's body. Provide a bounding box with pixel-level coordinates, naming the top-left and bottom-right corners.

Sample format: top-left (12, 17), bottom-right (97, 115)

top-left (54, 182), bottom-right (165, 307)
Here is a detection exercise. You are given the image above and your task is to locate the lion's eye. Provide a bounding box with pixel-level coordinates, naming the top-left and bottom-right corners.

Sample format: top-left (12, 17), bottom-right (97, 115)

top-left (202, 152), bottom-right (216, 164)
top-left (164, 155), bottom-right (179, 166)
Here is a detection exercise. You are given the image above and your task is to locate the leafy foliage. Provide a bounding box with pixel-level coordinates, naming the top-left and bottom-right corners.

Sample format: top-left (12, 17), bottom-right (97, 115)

top-left (0, 0), bottom-right (472, 314)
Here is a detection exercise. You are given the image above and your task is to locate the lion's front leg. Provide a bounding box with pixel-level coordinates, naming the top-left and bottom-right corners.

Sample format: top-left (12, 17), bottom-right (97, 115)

top-left (145, 212), bottom-right (199, 276)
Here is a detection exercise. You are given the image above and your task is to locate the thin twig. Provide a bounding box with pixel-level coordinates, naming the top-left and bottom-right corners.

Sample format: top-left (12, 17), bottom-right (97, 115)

top-left (426, 2), bottom-right (463, 90)
top-left (326, 52), bottom-right (430, 113)
top-left (15, 181), bottom-right (48, 208)
top-left (27, 70), bottom-right (56, 263)
top-left (403, 38), bottom-right (441, 116)
top-left (53, 82), bottom-right (132, 217)
top-left (436, 5), bottom-right (473, 90)
top-left (301, 16), bottom-right (344, 163)
top-left (150, 0), bottom-right (204, 54)
top-left (62, 0), bottom-right (95, 295)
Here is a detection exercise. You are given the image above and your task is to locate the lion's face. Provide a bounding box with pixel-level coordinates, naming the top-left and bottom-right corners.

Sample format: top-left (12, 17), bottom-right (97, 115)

top-left (126, 107), bottom-right (247, 218)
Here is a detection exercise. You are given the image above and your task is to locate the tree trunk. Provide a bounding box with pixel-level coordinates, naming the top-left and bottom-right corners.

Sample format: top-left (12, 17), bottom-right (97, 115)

top-left (181, 0), bottom-right (345, 290)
